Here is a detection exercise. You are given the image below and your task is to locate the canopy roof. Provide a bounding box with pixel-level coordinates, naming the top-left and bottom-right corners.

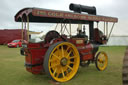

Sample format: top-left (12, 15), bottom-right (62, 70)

top-left (15, 7), bottom-right (118, 24)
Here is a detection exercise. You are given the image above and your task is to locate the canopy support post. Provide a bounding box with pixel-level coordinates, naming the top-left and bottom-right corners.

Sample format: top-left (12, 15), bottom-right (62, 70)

top-left (21, 19), bottom-right (23, 41)
top-left (55, 23), bottom-right (58, 30)
top-left (60, 23), bottom-right (63, 35)
top-left (24, 22), bottom-right (27, 41)
top-left (104, 22), bottom-right (105, 35)
top-left (107, 23), bottom-right (115, 40)
top-left (97, 22), bottom-right (99, 28)
top-left (64, 24), bottom-right (70, 35)
top-left (27, 16), bottom-right (29, 41)
top-left (69, 24), bottom-right (71, 37)
top-left (62, 24), bottom-right (67, 33)
top-left (106, 22), bottom-right (108, 37)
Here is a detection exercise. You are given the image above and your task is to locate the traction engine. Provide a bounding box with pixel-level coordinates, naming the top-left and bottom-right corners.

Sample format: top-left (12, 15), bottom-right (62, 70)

top-left (15, 3), bottom-right (118, 82)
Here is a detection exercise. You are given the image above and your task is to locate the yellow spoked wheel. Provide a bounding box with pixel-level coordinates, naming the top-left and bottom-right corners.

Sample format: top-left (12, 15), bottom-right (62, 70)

top-left (95, 51), bottom-right (108, 71)
top-left (43, 42), bottom-right (80, 82)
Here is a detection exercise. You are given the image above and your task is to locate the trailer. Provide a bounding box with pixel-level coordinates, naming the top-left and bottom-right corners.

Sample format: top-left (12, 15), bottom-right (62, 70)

top-left (0, 29), bottom-right (22, 45)
top-left (15, 3), bottom-right (118, 82)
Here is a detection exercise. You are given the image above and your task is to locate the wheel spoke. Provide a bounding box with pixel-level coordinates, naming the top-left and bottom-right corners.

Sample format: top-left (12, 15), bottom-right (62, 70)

top-left (50, 64), bottom-right (59, 68)
top-left (49, 59), bottom-right (56, 62)
top-left (69, 56), bottom-right (76, 59)
top-left (56, 47), bottom-right (60, 56)
top-left (103, 57), bottom-right (106, 62)
top-left (67, 65), bottom-right (73, 70)
top-left (55, 72), bottom-right (59, 78)
top-left (98, 59), bottom-right (101, 63)
top-left (52, 53), bottom-right (60, 60)
top-left (100, 54), bottom-right (104, 58)
top-left (61, 45), bottom-right (64, 57)
top-left (66, 50), bottom-right (72, 58)
top-left (53, 68), bottom-right (57, 76)
top-left (98, 61), bottom-right (104, 67)
top-left (61, 67), bottom-right (65, 78)
top-left (66, 46), bottom-right (70, 52)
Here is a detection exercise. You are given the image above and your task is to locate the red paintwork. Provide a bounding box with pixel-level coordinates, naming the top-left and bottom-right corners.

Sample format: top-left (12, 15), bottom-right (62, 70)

top-left (24, 38), bottom-right (63, 74)
top-left (24, 42), bottom-right (47, 74)
top-left (15, 8), bottom-right (118, 23)
top-left (79, 44), bottom-right (93, 61)
top-left (24, 38), bottom-right (95, 74)
top-left (70, 38), bottom-right (93, 61)
top-left (7, 39), bottom-right (22, 48)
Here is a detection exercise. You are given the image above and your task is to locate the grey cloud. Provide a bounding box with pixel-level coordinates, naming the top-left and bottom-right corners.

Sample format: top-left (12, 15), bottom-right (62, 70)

top-left (0, 0), bottom-right (127, 35)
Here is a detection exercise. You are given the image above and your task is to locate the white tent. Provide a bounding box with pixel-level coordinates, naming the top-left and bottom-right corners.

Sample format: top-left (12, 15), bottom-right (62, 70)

top-left (107, 36), bottom-right (128, 46)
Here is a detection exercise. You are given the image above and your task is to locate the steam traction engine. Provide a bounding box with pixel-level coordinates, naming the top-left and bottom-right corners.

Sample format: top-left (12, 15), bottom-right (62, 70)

top-left (15, 3), bottom-right (118, 82)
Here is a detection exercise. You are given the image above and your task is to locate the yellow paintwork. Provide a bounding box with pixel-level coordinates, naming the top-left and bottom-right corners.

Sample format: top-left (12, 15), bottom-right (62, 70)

top-left (97, 51), bottom-right (108, 71)
top-left (48, 42), bottom-right (80, 82)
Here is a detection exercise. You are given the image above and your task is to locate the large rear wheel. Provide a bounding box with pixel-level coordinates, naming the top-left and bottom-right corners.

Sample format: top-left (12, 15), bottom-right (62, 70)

top-left (43, 42), bottom-right (80, 82)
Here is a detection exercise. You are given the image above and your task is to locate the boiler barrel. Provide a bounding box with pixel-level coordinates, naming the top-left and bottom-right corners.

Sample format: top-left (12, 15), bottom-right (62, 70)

top-left (69, 3), bottom-right (96, 15)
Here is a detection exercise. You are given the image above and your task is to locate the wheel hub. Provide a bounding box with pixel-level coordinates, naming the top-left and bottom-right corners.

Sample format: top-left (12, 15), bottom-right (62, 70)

top-left (60, 57), bottom-right (68, 66)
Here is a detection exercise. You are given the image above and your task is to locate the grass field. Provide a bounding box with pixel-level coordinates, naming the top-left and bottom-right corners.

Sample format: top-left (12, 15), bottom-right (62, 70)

top-left (0, 45), bottom-right (126, 85)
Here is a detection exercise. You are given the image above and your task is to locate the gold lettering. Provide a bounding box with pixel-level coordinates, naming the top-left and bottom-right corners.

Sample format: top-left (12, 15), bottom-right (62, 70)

top-left (80, 16), bottom-right (86, 19)
top-left (48, 12), bottom-right (64, 17)
top-left (37, 11), bottom-right (46, 16)
top-left (76, 40), bottom-right (83, 44)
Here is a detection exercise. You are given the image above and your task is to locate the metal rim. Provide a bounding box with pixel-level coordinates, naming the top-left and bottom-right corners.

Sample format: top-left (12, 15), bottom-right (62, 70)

top-left (44, 41), bottom-right (80, 82)
top-left (95, 51), bottom-right (108, 71)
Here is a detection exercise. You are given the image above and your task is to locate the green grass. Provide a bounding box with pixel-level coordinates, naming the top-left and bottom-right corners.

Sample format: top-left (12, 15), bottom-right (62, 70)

top-left (0, 45), bottom-right (126, 85)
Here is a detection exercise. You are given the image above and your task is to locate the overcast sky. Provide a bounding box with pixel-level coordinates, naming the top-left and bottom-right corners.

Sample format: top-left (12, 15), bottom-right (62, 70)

top-left (0, 0), bottom-right (128, 35)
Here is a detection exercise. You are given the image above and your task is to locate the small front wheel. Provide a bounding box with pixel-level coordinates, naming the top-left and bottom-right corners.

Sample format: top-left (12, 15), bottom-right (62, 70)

top-left (95, 51), bottom-right (108, 71)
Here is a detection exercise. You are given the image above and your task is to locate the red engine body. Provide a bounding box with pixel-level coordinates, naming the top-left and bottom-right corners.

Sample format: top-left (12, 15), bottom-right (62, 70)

top-left (24, 43), bottom-right (47, 74)
top-left (24, 37), bottom-right (96, 74)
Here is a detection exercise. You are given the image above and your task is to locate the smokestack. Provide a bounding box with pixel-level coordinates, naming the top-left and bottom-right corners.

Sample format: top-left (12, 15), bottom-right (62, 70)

top-left (69, 3), bottom-right (96, 15)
